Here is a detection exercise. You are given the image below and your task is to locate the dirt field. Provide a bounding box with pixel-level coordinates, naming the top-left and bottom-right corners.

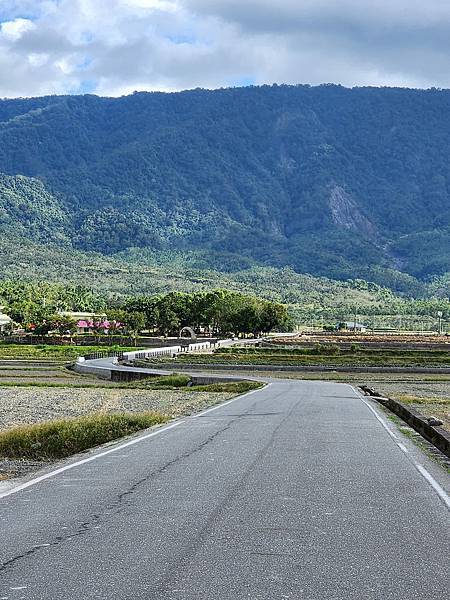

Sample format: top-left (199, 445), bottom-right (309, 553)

top-left (0, 361), bottom-right (235, 479)
top-left (0, 386), bottom-right (233, 431)
top-left (0, 360), bottom-right (234, 431)
top-left (270, 332), bottom-right (450, 348)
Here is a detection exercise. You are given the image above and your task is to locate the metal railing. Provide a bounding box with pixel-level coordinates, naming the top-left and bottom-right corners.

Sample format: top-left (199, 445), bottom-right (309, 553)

top-left (82, 338), bottom-right (241, 363)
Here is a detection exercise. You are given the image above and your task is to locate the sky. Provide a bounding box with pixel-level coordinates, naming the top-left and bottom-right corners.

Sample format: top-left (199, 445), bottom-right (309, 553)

top-left (0, 0), bottom-right (449, 98)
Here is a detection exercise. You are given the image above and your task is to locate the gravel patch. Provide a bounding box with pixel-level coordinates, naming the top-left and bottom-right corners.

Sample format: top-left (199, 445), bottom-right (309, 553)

top-left (0, 386), bottom-right (235, 480)
top-left (0, 387), bottom-right (234, 431)
top-left (0, 458), bottom-right (53, 479)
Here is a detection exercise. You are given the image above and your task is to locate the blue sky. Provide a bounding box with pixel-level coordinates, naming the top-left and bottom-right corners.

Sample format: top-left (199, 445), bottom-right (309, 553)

top-left (0, 0), bottom-right (449, 98)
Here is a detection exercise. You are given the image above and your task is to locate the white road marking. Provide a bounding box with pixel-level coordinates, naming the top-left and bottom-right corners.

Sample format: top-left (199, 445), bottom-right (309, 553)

top-left (397, 442), bottom-right (409, 453)
top-left (0, 421), bottom-right (183, 500)
top-left (352, 386), bottom-right (450, 511)
top-left (416, 464), bottom-right (450, 509)
top-left (0, 384), bottom-right (268, 501)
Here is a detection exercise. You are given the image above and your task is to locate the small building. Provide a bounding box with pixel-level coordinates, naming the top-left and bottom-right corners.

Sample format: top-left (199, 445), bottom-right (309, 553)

top-left (60, 312), bottom-right (109, 334)
top-left (0, 306), bottom-right (12, 333)
top-left (338, 321), bottom-right (367, 332)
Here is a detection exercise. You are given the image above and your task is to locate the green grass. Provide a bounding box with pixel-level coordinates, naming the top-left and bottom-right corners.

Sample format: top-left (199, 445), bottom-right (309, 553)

top-left (0, 344), bottom-right (140, 360)
top-left (398, 426), bottom-right (416, 438)
top-left (0, 372), bottom-right (73, 378)
top-left (0, 412), bottom-right (168, 460)
top-left (132, 374), bottom-right (263, 393)
top-left (188, 381), bottom-right (263, 393)
top-left (134, 374), bottom-right (192, 389)
top-left (0, 374), bottom-right (264, 394)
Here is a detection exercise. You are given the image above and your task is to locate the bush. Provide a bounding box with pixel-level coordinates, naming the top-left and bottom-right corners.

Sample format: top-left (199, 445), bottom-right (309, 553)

top-left (311, 343), bottom-right (340, 355)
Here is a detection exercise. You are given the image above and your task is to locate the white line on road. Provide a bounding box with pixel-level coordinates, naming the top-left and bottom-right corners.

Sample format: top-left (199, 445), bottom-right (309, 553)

top-left (354, 387), bottom-right (450, 511)
top-left (0, 384), bottom-right (269, 501)
top-left (0, 421), bottom-right (183, 501)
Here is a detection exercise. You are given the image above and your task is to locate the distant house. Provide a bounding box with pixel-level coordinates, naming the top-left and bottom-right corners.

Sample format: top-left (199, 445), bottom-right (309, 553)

top-left (60, 311), bottom-right (109, 334)
top-left (0, 307), bottom-right (12, 333)
top-left (338, 321), bottom-right (367, 332)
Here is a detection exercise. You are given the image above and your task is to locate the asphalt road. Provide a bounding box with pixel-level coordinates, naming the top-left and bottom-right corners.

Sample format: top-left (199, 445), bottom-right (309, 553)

top-left (0, 380), bottom-right (449, 599)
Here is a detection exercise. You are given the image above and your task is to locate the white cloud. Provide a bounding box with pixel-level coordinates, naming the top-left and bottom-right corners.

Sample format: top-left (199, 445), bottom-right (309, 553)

top-left (1, 17), bottom-right (35, 40)
top-left (28, 52), bottom-right (49, 67)
top-left (125, 0), bottom-right (177, 9)
top-left (0, 0), bottom-right (449, 98)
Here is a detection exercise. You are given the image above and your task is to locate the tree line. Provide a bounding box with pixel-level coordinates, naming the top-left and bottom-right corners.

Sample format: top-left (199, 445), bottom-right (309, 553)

top-left (0, 283), bottom-right (291, 337)
top-left (117, 290), bottom-right (291, 337)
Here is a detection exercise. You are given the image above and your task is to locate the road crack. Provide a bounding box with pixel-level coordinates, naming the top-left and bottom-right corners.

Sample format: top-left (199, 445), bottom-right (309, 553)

top-left (0, 514), bottom-right (102, 577)
top-left (0, 419), bottom-right (236, 576)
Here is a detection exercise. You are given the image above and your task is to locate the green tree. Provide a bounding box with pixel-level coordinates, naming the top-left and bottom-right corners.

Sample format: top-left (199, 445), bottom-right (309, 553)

top-left (123, 311), bottom-right (146, 345)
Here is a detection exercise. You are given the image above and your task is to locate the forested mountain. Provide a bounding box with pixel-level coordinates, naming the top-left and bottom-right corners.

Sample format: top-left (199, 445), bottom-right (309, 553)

top-left (0, 84), bottom-right (449, 287)
top-left (0, 174), bottom-right (69, 243)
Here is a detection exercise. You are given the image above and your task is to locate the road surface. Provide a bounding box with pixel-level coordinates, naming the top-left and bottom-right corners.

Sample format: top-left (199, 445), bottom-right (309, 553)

top-left (0, 379), bottom-right (449, 599)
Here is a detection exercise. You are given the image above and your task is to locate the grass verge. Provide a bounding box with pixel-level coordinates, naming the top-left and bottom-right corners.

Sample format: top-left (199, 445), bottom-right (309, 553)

top-left (0, 377), bottom-right (264, 393)
top-left (134, 374), bottom-right (192, 388)
top-left (132, 374), bottom-right (263, 394)
top-left (188, 381), bottom-right (263, 393)
top-left (0, 412), bottom-right (168, 460)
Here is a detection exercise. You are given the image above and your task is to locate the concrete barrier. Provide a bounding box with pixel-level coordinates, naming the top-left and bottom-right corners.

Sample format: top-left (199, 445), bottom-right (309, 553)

top-left (361, 387), bottom-right (450, 459)
top-left (73, 363), bottom-right (113, 380)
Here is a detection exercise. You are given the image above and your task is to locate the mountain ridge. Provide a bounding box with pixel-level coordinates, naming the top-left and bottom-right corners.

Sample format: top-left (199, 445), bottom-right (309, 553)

top-left (0, 84), bottom-right (449, 287)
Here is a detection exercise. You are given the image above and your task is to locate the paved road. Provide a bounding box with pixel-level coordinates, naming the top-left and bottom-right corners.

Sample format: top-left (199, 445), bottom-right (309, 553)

top-left (0, 380), bottom-right (449, 599)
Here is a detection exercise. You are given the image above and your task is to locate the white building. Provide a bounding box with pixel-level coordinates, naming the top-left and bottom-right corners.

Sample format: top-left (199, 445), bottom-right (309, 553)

top-left (339, 321), bottom-right (367, 332)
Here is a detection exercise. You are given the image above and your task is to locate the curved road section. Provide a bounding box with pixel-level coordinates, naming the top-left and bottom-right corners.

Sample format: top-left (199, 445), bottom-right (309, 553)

top-left (0, 365), bottom-right (449, 598)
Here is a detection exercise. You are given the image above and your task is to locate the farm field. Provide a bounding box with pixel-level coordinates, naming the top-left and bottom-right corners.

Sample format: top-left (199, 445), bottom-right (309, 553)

top-left (158, 346), bottom-right (450, 368)
top-left (0, 343), bottom-right (141, 360)
top-left (143, 332), bottom-right (449, 368)
top-left (0, 361), bottom-right (258, 480)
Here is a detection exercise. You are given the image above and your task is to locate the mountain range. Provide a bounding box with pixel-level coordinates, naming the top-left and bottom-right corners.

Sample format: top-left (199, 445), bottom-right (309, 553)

top-left (0, 84), bottom-right (449, 296)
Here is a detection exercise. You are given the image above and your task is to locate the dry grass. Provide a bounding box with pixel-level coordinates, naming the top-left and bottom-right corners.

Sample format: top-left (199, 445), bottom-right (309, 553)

top-left (0, 412), bottom-right (168, 460)
top-left (389, 395), bottom-right (450, 430)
